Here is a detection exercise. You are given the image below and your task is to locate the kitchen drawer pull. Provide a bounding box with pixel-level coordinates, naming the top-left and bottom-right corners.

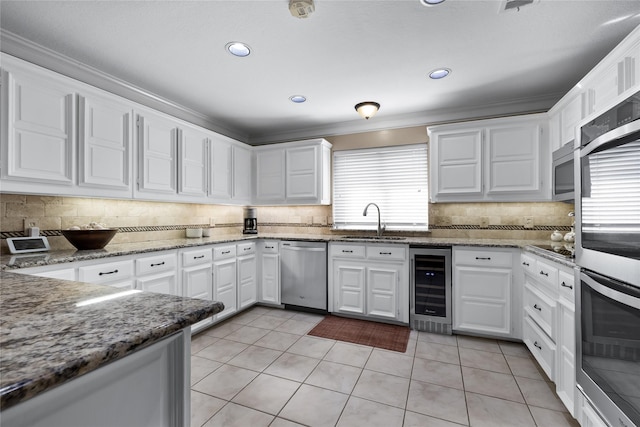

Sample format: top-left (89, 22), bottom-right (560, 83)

top-left (150, 262), bottom-right (165, 267)
top-left (342, 250), bottom-right (353, 253)
top-left (476, 257), bottom-right (491, 260)
top-left (561, 281), bottom-right (573, 290)
top-left (244, 247), bottom-right (251, 251)
top-left (533, 341), bottom-right (542, 350)
top-left (539, 270), bottom-right (549, 277)
top-left (380, 252), bottom-right (392, 255)
top-left (99, 269), bottom-right (119, 276)
top-left (522, 261), bottom-right (530, 266)
top-left (533, 304), bottom-right (542, 311)
top-left (265, 246), bottom-right (274, 249)
top-left (193, 255), bottom-right (205, 259)
top-left (222, 250), bottom-right (231, 255)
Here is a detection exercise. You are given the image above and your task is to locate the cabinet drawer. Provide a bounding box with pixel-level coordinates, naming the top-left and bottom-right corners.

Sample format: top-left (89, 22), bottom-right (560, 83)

top-left (524, 283), bottom-right (557, 341)
top-left (331, 244), bottom-right (366, 258)
top-left (214, 245), bottom-right (236, 260)
top-left (536, 259), bottom-right (559, 295)
top-left (558, 269), bottom-right (575, 303)
top-left (78, 260), bottom-right (134, 284)
top-left (523, 316), bottom-right (556, 381)
top-left (455, 249), bottom-right (512, 267)
top-left (366, 245), bottom-right (406, 261)
top-left (136, 252), bottom-right (177, 276)
top-left (520, 253), bottom-right (536, 276)
top-left (182, 248), bottom-right (213, 267)
top-left (262, 241), bottom-right (279, 253)
top-left (237, 242), bottom-right (256, 256)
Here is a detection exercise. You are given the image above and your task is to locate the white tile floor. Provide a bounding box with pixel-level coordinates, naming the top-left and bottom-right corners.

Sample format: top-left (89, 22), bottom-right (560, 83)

top-left (190, 306), bottom-right (579, 427)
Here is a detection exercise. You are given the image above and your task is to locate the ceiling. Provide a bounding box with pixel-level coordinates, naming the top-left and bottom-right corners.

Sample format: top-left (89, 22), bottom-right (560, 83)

top-left (1, 1), bottom-right (640, 145)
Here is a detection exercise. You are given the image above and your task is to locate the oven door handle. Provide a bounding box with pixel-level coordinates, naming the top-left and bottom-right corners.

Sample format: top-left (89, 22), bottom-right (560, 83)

top-left (580, 119), bottom-right (640, 156)
top-left (581, 272), bottom-right (640, 310)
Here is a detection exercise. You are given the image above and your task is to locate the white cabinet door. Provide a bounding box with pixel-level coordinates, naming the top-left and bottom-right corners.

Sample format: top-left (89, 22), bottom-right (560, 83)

top-left (260, 252), bottom-right (280, 305)
top-left (237, 254), bottom-right (257, 309)
top-left (178, 126), bottom-right (208, 198)
top-left (255, 148), bottom-right (285, 203)
top-left (208, 135), bottom-right (233, 202)
top-left (78, 93), bottom-right (132, 195)
top-left (1, 67), bottom-right (75, 186)
top-left (556, 299), bottom-right (576, 416)
top-left (214, 258), bottom-right (237, 320)
top-left (334, 261), bottom-right (366, 315)
top-left (486, 123), bottom-right (541, 195)
top-left (429, 129), bottom-right (483, 199)
top-left (366, 265), bottom-right (398, 320)
top-left (137, 271), bottom-right (178, 296)
top-left (286, 145), bottom-right (318, 201)
top-left (560, 93), bottom-right (584, 146)
top-left (136, 110), bottom-right (177, 194)
top-left (232, 144), bottom-right (252, 204)
top-left (182, 263), bottom-right (213, 301)
top-left (453, 266), bottom-right (512, 336)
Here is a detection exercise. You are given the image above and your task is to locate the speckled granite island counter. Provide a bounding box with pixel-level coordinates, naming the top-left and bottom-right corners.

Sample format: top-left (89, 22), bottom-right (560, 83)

top-left (0, 271), bottom-right (223, 427)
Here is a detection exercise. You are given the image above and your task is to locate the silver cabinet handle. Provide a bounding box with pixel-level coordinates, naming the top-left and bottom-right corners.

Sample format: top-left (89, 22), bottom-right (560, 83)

top-left (539, 270), bottom-right (549, 277)
top-left (534, 341), bottom-right (542, 350)
top-left (150, 261), bottom-right (165, 267)
top-left (533, 304), bottom-right (542, 311)
top-left (476, 257), bottom-right (491, 260)
top-left (99, 269), bottom-right (118, 276)
top-left (561, 282), bottom-right (573, 290)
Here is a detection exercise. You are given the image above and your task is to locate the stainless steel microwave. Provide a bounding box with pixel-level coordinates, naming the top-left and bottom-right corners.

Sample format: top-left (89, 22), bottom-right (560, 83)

top-left (552, 142), bottom-right (575, 202)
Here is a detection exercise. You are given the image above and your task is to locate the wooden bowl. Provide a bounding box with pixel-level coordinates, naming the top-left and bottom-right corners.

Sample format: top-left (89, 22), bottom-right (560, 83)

top-left (61, 229), bottom-right (118, 250)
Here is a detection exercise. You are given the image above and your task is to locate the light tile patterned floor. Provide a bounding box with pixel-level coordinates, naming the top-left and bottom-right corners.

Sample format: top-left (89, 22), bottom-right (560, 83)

top-left (190, 306), bottom-right (579, 427)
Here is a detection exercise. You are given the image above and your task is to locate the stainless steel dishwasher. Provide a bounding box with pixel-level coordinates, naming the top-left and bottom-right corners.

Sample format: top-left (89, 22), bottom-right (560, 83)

top-left (280, 241), bottom-right (327, 311)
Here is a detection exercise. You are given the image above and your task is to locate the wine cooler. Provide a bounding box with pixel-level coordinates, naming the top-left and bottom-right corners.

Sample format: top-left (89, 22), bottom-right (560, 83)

top-left (410, 247), bottom-right (452, 335)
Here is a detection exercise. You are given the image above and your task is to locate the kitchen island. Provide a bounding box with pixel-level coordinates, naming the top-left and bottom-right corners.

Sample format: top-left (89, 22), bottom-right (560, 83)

top-left (0, 271), bottom-right (223, 427)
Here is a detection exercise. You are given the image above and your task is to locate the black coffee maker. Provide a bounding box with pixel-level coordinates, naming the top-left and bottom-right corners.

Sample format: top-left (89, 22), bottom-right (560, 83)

top-left (243, 207), bottom-right (258, 234)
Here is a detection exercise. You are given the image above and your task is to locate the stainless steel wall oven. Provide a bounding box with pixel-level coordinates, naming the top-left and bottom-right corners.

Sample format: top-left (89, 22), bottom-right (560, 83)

top-left (576, 90), bottom-right (640, 427)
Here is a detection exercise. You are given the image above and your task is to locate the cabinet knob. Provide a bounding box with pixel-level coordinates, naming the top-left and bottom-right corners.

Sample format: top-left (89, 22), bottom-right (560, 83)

top-left (561, 281), bottom-right (573, 290)
top-left (522, 261), bottom-right (530, 266)
top-left (99, 269), bottom-right (119, 276)
top-left (539, 270), bottom-right (549, 277)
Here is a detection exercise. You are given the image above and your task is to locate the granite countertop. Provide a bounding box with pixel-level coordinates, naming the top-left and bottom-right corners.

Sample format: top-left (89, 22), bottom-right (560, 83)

top-left (1, 233), bottom-right (558, 270)
top-left (0, 271), bottom-right (223, 410)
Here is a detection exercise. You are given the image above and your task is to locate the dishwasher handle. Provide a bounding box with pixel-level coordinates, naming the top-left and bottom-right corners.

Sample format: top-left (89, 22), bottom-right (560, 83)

top-left (281, 245), bottom-right (326, 252)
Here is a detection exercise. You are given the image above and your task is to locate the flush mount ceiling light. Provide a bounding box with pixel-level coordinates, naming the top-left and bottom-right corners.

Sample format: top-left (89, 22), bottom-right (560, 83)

top-left (289, 0), bottom-right (315, 18)
top-left (226, 42), bottom-right (251, 57)
top-left (429, 68), bottom-right (451, 79)
top-left (420, 0), bottom-right (446, 6)
top-left (355, 102), bottom-right (380, 120)
top-left (289, 95), bottom-right (307, 103)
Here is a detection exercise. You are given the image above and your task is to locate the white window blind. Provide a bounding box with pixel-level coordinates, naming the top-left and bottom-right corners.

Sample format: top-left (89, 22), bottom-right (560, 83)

top-left (582, 139), bottom-right (640, 232)
top-left (333, 144), bottom-right (428, 231)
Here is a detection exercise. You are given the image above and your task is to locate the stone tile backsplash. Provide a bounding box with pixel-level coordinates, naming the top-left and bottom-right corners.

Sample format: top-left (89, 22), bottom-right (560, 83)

top-left (0, 195), bottom-right (575, 253)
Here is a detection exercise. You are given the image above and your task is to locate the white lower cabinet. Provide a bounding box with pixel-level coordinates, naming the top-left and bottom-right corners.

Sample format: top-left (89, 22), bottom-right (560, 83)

top-left (78, 258), bottom-right (136, 290)
top-left (521, 250), bottom-right (577, 416)
top-left (135, 251), bottom-right (178, 295)
top-left (453, 246), bottom-right (521, 339)
top-left (180, 247), bottom-right (214, 333)
top-left (214, 245), bottom-right (238, 321)
top-left (259, 240), bottom-right (280, 305)
top-left (329, 243), bottom-right (408, 323)
top-left (237, 242), bottom-right (257, 309)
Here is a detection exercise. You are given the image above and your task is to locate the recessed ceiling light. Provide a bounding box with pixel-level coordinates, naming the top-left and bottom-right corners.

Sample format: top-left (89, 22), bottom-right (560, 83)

top-left (289, 95), bottom-right (307, 103)
top-left (420, 0), bottom-right (446, 6)
top-left (226, 42), bottom-right (251, 57)
top-left (429, 68), bottom-right (451, 79)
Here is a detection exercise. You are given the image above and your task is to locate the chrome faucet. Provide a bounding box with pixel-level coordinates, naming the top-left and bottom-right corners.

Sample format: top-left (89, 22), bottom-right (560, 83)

top-left (363, 203), bottom-right (385, 237)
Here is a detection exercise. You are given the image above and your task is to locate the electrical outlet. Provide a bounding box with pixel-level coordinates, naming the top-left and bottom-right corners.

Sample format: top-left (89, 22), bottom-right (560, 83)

top-left (23, 219), bottom-right (39, 234)
top-left (524, 216), bottom-right (534, 229)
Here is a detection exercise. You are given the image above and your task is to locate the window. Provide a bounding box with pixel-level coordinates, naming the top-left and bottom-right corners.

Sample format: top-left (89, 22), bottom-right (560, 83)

top-left (333, 144), bottom-right (429, 231)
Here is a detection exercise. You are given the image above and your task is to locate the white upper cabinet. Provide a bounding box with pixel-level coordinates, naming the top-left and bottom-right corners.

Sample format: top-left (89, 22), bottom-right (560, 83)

top-left (253, 138), bottom-right (332, 205)
top-left (1, 59), bottom-right (75, 190)
top-left (428, 114), bottom-right (549, 202)
top-left (78, 91), bottom-right (133, 196)
top-left (177, 124), bottom-right (208, 198)
top-left (254, 148), bottom-right (285, 204)
top-left (208, 134), bottom-right (233, 202)
top-left (559, 93), bottom-right (585, 148)
top-left (232, 143), bottom-right (252, 205)
top-left (135, 109), bottom-right (178, 196)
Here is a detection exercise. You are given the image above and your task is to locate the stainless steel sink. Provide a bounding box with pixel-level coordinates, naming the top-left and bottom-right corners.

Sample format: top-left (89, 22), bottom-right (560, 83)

top-left (342, 236), bottom-right (406, 240)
